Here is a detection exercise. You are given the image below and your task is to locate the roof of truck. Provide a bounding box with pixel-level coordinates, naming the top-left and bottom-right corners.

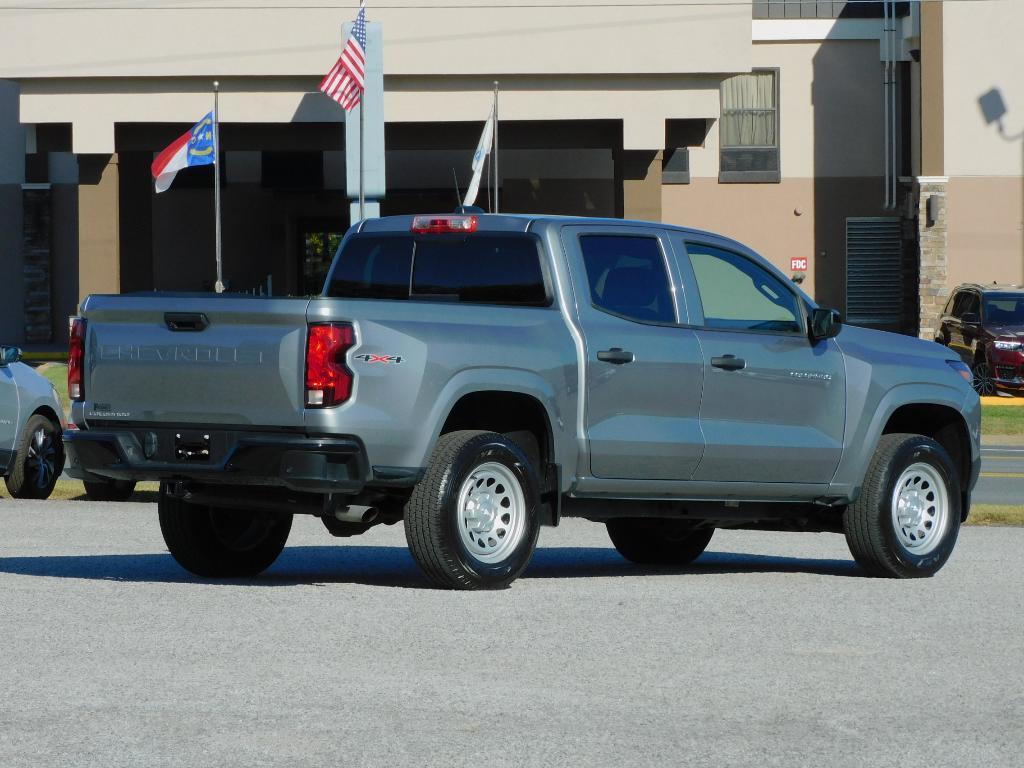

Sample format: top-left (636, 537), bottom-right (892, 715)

top-left (356, 213), bottom-right (732, 244)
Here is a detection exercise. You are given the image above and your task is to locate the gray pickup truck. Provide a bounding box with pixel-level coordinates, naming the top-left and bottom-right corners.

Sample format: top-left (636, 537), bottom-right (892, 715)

top-left (65, 213), bottom-right (981, 588)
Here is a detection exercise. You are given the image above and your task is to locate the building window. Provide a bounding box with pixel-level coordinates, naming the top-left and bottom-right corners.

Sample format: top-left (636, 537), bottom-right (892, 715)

top-left (719, 70), bottom-right (780, 183)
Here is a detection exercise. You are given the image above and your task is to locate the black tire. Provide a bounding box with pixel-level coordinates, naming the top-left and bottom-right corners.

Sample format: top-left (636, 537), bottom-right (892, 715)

top-left (158, 483), bottom-right (293, 578)
top-left (404, 430), bottom-right (541, 590)
top-left (83, 479), bottom-right (137, 502)
top-left (606, 518), bottom-right (714, 565)
top-left (843, 433), bottom-right (961, 578)
top-left (4, 413), bottom-right (64, 500)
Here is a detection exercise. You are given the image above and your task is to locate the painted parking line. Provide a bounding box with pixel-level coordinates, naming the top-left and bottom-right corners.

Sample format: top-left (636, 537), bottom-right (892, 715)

top-left (982, 455), bottom-right (1024, 460)
top-left (980, 472), bottom-right (1024, 479)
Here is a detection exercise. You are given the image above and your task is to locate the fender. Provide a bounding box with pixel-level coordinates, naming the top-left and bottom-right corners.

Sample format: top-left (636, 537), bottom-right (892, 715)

top-left (412, 367), bottom-right (574, 491)
top-left (827, 381), bottom-right (973, 502)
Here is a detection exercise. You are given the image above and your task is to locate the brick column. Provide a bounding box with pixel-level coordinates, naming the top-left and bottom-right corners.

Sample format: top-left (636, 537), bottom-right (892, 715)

top-left (917, 176), bottom-right (948, 340)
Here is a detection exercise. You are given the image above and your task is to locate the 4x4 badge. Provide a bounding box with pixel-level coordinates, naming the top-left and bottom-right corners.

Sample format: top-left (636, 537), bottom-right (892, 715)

top-left (354, 353), bottom-right (403, 364)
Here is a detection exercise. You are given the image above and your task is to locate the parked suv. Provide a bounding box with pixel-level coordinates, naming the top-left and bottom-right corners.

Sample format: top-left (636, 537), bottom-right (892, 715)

top-left (936, 284), bottom-right (1024, 395)
top-left (1, 346), bottom-right (65, 499)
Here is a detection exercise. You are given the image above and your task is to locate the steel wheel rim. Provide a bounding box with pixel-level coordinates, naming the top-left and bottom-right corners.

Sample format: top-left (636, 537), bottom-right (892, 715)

top-left (456, 461), bottom-right (526, 564)
top-left (890, 461), bottom-right (949, 555)
top-left (27, 426), bottom-right (57, 491)
top-left (972, 363), bottom-right (996, 396)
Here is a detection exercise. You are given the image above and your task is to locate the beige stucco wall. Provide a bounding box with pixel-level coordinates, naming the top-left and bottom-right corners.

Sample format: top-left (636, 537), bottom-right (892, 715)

top-left (1, 1), bottom-right (748, 153)
top-left (943, 0), bottom-right (1024, 178)
top-left (0, 1), bottom-right (749, 78)
top-left (670, 39), bottom-right (887, 310)
top-left (947, 176), bottom-right (1024, 287)
top-left (939, 1), bottom-right (1024, 296)
top-left (18, 74), bottom-right (723, 154)
top-left (687, 40), bottom-right (884, 180)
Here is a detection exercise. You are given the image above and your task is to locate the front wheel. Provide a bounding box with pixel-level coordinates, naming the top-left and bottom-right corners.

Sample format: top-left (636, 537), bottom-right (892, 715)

top-left (606, 518), bottom-right (714, 565)
top-left (972, 361), bottom-right (996, 396)
top-left (843, 434), bottom-right (961, 578)
top-left (158, 484), bottom-right (292, 577)
top-left (4, 414), bottom-right (64, 499)
top-left (404, 430), bottom-right (541, 589)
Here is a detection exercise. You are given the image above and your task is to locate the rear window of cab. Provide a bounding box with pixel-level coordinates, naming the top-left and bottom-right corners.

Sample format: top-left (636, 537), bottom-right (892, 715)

top-left (326, 234), bottom-right (550, 307)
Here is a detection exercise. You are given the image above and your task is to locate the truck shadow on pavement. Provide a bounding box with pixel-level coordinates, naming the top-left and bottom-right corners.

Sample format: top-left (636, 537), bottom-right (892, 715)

top-left (0, 545), bottom-right (861, 587)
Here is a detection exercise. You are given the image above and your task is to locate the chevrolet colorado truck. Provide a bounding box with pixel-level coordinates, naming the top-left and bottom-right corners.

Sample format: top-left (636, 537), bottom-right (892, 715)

top-left (64, 214), bottom-right (981, 588)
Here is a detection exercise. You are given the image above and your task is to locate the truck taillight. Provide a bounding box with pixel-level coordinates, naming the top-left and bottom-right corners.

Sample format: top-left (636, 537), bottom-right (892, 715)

top-left (305, 323), bottom-right (355, 408)
top-left (68, 316), bottom-right (86, 402)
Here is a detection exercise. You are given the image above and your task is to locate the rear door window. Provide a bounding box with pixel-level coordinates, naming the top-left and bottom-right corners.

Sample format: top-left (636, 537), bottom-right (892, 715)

top-left (579, 235), bottom-right (676, 324)
top-left (327, 234), bottom-right (549, 306)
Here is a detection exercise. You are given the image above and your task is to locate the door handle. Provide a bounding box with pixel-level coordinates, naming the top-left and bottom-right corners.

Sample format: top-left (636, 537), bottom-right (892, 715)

top-left (597, 348), bottom-right (634, 365)
top-left (711, 354), bottom-right (746, 371)
top-left (165, 312), bottom-right (210, 332)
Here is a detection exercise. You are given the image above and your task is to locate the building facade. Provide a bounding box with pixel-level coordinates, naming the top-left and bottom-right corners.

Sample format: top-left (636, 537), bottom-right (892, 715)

top-left (0, 0), bottom-right (1021, 347)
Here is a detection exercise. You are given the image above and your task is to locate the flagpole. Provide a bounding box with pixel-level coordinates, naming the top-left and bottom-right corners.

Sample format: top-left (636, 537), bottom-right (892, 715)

top-left (213, 80), bottom-right (224, 293)
top-left (359, 97), bottom-right (365, 221)
top-left (493, 80), bottom-right (499, 214)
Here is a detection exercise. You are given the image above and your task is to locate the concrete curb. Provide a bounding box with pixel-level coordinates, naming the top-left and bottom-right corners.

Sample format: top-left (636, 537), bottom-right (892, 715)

top-left (981, 396), bottom-right (1024, 407)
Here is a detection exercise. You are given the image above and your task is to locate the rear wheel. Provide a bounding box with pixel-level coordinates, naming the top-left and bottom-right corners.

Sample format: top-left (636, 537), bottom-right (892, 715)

top-left (404, 430), bottom-right (540, 589)
top-left (843, 433), bottom-right (960, 578)
top-left (83, 479), bottom-right (137, 502)
top-left (606, 518), bottom-right (714, 565)
top-left (4, 414), bottom-right (64, 500)
top-left (158, 484), bottom-right (292, 577)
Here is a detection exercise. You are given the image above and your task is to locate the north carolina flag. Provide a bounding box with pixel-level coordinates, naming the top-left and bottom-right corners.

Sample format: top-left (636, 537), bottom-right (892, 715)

top-left (151, 111), bottom-right (216, 193)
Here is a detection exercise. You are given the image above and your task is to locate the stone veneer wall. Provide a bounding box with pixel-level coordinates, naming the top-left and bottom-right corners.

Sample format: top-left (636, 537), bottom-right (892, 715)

top-left (917, 177), bottom-right (949, 340)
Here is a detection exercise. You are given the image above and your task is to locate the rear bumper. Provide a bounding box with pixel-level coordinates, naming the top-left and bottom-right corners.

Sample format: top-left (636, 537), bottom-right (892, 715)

top-left (63, 427), bottom-right (370, 494)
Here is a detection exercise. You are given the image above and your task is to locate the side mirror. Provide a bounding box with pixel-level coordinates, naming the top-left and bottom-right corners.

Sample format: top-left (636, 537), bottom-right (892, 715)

top-left (0, 345), bottom-right (22, 367)
top-left (809, 308), bottom-right (842, 342)
top-left (961, 312), bottom-right (980, 325)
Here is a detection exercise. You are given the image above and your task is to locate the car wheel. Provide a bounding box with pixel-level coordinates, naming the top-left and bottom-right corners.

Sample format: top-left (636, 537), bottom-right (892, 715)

top-left (4, 413), bottom-right (64, 500)
top-left (606, 518), bottom-right (714, 565)
top-left (83, 479), bottom-right (137, 502)
top-left (843, 433), bottom-right (961, 578)
top-left (158, 483), bottom-right (292, 577)
top-left (404, 430), bottom-right (541, 590)
top-left (971, 361), bottom-right (996, 396)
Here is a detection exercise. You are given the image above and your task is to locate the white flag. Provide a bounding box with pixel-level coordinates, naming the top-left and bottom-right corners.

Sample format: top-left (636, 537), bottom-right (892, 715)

top-left (463, 104), bottom-right (495, 207)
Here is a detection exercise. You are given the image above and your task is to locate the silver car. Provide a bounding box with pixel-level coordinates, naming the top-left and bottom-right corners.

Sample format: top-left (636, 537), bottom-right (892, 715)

top-left (0, 346), bottom-right (65, 499)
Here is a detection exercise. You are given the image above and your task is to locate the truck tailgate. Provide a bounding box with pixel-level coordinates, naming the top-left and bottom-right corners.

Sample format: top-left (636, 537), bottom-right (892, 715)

top-left (81, 294), bottom-right (311, 428)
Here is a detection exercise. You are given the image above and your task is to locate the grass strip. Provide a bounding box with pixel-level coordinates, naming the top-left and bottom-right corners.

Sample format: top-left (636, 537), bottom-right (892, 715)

top-left (965, 505), bottom-right (1024, 527)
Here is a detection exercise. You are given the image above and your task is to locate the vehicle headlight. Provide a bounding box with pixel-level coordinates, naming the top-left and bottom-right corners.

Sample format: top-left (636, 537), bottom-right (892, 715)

top-left (946, 360), bottom-right (972, 383)
top-left (994, 340), bottom-right (1022, 351)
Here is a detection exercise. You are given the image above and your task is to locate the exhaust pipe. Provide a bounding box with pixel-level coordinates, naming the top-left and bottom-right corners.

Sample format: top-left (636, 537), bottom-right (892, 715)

top-left (333, 505), bottom-right (379, 525)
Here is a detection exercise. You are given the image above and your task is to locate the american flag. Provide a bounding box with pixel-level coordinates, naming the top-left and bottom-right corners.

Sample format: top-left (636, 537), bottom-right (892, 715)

top-left (319, 2), bottom-right (367, 111)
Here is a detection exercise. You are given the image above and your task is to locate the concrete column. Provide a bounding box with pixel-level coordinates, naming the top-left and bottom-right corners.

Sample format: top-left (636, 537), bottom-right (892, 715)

top-left (621, 150), bottom-right (663, 222)
top-left (917, 177), bottom-right (948, 341)
top-left (22, 184), bottom-right (53, 343)
top-left (77, 154), bottom-right (120, 305)
top-left (917, 4), bottom-right (946, 341)
top-left (919, 3), bottom-right (944, 178)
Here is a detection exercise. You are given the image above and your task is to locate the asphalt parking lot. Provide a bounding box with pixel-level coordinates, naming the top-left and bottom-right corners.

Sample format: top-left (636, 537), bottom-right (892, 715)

top-left (976, 445), bottom-right (1024, 505)
top-left (1, 500), bottom-right (1022, 768)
